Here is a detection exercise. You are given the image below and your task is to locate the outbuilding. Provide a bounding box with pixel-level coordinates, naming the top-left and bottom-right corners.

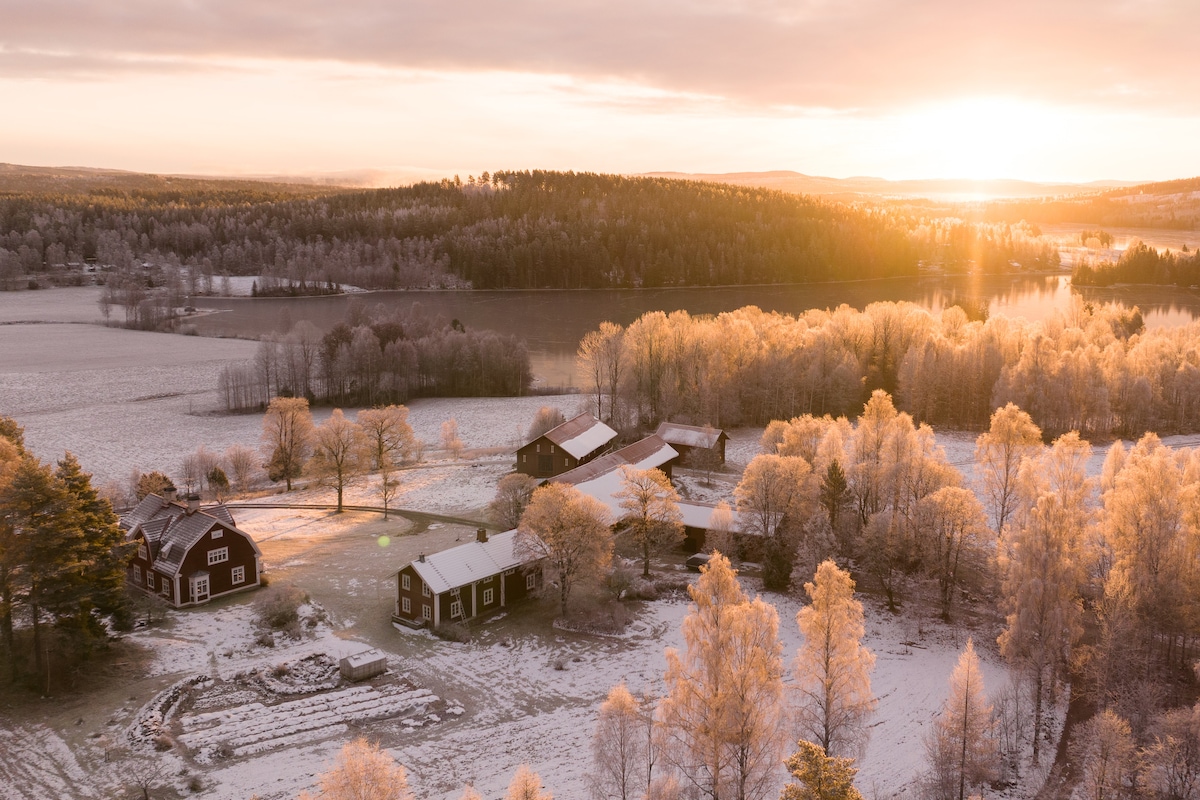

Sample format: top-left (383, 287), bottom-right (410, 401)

top-left (515, 413), bottom-right (617, 478)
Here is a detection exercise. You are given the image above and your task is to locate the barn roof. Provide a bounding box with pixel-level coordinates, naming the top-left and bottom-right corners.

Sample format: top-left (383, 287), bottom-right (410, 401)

top-left (120, 494), bottom-right (260, 577)
top-left (552, 435), bottom-right (678, 487)
top-left (406, 529), bottom-right (540, 596)
top-left (540, 413), bottom-right (617, 459)
top-left (655, 422), bottom-right (725, 449)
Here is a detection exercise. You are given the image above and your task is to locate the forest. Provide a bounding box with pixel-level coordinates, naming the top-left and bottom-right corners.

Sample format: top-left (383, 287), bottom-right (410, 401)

top-left (0, 171), bottom-right (1066, 301)
top-left (217, 303), bottom-right (532, 410)
top-left (982, 177), bottom-right (1200, 230)
top-left (1073, 240), bottom-right (1200, 286)
top-left (575, 299), bottom-right (1200, 437)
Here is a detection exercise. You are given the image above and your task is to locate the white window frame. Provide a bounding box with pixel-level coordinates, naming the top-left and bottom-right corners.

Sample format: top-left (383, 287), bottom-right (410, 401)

top-left (483, 588), bottom-right (494, 605)
top-left (208, 547), bottom-right (229, 566)
top-left (211, 529), bottom-right (223, 539)
top-left (401, 574), bottom-right (411, 591)
top-left (231, 565), bottom-right (245, 584)
top-left (526, 573), bottom-right (536, 590)
top-left (146, 572), bottom-right (155, 589)
top-left (133, 565), bottom-right (142, 583)
top-left (450, 600), bottom-right (463, 619)
top-left (137, 544), bottom-right (147, 560)
top-left (422, 604), bottom-right (431, 620)
top-left (422, 582), bottom-right (430, 597)
top-left (402, 597), bottom-right (411, 614)
top-left (192, 575), bottom-right (210, 602)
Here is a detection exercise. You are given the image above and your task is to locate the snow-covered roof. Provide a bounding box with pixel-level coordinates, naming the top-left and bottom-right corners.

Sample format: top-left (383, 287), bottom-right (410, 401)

top-left (553, 435), bottom-right (678, 486)
top-left (675, 501), bottom-right (742, 532)
top-left (542, 413), bottom-right (618, 459)
top-left (655, 422), bottom-right (725, 449)
top-left (406, 529), bottom-right (540, 596)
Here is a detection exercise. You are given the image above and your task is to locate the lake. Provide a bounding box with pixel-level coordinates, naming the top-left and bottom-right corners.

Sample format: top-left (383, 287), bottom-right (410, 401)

top-left (186, 275), bottom-right (1200, 388)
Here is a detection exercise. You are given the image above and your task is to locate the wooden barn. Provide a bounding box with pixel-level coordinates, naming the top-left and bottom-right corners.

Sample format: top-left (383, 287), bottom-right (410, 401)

top-left (655, 422), bottom-right (728, 465)
top-left (515, 412), bottom-right (617, 478)
top-left (120, 487), bottom-right (262, 608)
top-left (393, 529), bottom-right (544, 628)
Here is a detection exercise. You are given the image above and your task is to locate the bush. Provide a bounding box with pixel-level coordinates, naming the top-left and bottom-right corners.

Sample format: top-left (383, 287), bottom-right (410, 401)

top-left (431, 623), bottom-right (471, 643)
top-left (628, 579), bottom-right (659, 601)
top-left (255, 584), bottom-right (308, 631)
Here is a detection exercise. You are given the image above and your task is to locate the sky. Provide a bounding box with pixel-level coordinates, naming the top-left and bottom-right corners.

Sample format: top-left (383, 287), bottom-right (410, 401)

top-left (1, 0), bottom-right (1198, 183)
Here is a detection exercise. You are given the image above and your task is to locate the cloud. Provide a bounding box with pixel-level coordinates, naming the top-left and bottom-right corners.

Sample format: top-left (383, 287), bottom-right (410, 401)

top-left (3, 0), bottom-right (1197, 112)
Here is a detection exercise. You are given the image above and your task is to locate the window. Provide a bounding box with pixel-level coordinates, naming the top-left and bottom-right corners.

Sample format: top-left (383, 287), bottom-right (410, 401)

top-left (401, 574), bottom-right (411, 591)
top-left (422, 604), bottom-right (431, 620)
top-left (402, 597), bottom-right (411, 614)
top-left (211, 529), bottom-right (223, 539)
top-left (192, 575), bottom-right (209, 601)
top-left (526, 574), bottom-right (536, 590)
top-left (522, 454), bottom-right (527, 463)
top-left (422, 582), bottom-right (430, 597)
top-left (536, 443), bottom-right (541, 453)
top-left (133, 565), bottom-right (142, 583)
top-left (550, 445), bottom-right (555, 453)
top-left (450, 600), bottom-right (463, 619)
top-left (483, 588), bottom-right (494, 605)
top-left (231, 565), bottom-right (245, 584)
top-left (160, 583), bottom-right (170, 598)
top-left (137, 544), bottom-right (147, 560)
top-left (146, 572), bottom-right (155, 589)
top-left (208, 547), bottom-right (229, 565)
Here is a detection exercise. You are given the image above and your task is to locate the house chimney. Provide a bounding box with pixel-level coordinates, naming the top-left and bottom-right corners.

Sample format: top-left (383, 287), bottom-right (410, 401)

top-left (418, 553), bottom-right (426, 562)
top-left (186, 493), bottom-right (201, 514)
top-left (163, 485), bottom-right (177, 503)
top-left (477, 528), bottom-right (488, 543)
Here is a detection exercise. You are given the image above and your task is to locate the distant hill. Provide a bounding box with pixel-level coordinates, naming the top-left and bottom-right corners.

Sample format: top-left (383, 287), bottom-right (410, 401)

top-left (0, 162), bottom-right (346, 195)
top-left (644, 170), bottom-right (1138, 200)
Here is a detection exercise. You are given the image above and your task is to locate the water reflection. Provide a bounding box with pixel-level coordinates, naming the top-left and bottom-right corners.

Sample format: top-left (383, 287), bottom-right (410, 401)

top-left (189, 275), bottom-right (1200, 387)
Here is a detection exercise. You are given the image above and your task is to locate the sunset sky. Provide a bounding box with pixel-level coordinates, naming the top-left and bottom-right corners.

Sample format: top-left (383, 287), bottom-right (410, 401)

top-left (2, 0), bottom-right (1198, 183)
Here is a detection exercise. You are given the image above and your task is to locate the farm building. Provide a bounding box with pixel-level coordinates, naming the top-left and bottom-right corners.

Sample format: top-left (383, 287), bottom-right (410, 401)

top-left (340, 650), bottom-right (388, 682)
top-left (515, 412), bottom-right (617, 478)
top-left (655, 422), bottom-right (727, 465)
top-left (393, 529), bottom-right (545, 628)
top-left (120, 487), bottom-right (262, 608)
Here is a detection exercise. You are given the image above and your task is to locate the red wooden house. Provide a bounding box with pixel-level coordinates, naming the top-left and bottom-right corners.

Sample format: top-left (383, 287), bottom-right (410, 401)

top-left (120, 488), bottom-right (262, 608)
top-left (393, 528), bottom-right (543, 628)
top-left (515, 413), bottom-right (617, 478)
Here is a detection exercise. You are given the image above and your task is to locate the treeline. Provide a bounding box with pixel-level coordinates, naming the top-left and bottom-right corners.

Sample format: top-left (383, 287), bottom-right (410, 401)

top-left (577, 299), bottom-right (1200, 437)
top-left (983, 178), bottom-right (1200, 230)
top-left (218, 303), bottom-right (531, 410)
top-left (1073, 240), bottom-right (1200, 286)
top-left (0, 171), bottom-right (925, 293)
top-left (900, 215), bottom-right (1059, 273)
top-left (0, 418), bottom-right (131, 691)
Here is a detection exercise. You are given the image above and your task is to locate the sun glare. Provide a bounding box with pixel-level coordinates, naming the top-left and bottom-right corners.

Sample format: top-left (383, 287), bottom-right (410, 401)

top-left (887, 97), bottom-right (1069, 182)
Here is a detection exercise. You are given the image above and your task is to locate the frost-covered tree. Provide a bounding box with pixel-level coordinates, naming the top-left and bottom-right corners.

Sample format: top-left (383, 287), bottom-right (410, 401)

top-left (591, 683), bottom-right (650, 800)
top-left (794, 560), bottom-right (876, 759)
top-left (924, 639), bottom-right (996, 800)
top-left (1073, 710), bottom-right (1136, 800)
top-left (357, 405), bottom-right (414, 469)
top-left (310, 409), bottom-right (366, 512)
top-left (780, 740), bottom-right (863, 800)
top-left (659, 553), bottom-right (785, 800)
top-left (974, 403), bottom-right (1042, 537)
top-left (506, 764), bottom-right (553, 800)
top-left (517, 483), bottom-right (612, 616)
top-left (735, 454), bottom-right (814, 591)
top-left (223, 444), bottom-right (260, 494)
top-left (527, 406), bottom-right (568, 441)
top-left (298, 738), bottom-right (413, 800)
top-left (441, 418), bottom-right (464, 459)
top-left (578, 321), bottom-right (625, 424)
top-left (615, 466), bottom-right (684, 577)
top-left (261, 396), bottom-right (314, 491)
top-left (917, 487), bottom-right (990, 621)
top-left (489, 473), bottom-right (540, 530)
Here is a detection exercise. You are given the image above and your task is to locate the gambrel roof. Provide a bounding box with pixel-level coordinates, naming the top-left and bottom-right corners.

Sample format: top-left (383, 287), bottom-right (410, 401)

top-left (537, 413), bottom-right (617, 459)
top-left (405, 530), bottom-right (540, 596)
top-left (120, 494), bottom-right (260, 577)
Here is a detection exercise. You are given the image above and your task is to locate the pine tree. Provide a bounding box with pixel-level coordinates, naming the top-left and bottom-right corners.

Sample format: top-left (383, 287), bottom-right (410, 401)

top-left (506, 764), bottom-right (552, 800)
top-left (794, 560), bottom-right (876, 759)
top-left (780, 740), bottom-right (864, 800)
top-left (819, 460), bottom-right (850, 540)
top-left (615, 466), bottom-right (684, 577)
top-left (660, 553), bottom-right (785, 800)
top-left (924, 639), bottom-right (996, 800)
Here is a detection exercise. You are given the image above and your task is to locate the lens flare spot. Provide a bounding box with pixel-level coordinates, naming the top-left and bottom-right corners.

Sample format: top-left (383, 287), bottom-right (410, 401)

top-left (377, 535), bottom-right (391, 548)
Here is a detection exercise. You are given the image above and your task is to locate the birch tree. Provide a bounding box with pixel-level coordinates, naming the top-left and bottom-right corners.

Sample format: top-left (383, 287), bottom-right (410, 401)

top-left (261, 396), bottom-right (314, 491)
top-left (489, 473), bottom-right (539, 530)
top-left (924, 639), bottom-right (996, 800)
top-left (299, 738), bottom-right (413, 800)
top-left (659, 553), bottom-right (785, 800)
top-left (974, 403), bottom-right (1042, 537)
top-left (918, 487), bottom-right (990, 621)
top-left (591, 683), bottom-right (649, 800)
top-left (615, 466), bottom-right (684, 577)
top-left (735, 454), bottom-right (813, 591)
top-left (357, 405), bottom-right (414, 469)
top-left (517, 483), bottom-right (612, 616)
top-left (1073, 710), bottom-right (1136, 800)
top-left (310, 409), bottom-right (366, 512)
top-left (506, 764), bottom-right (553, 800)
top-left (794, 560), bottom-right (876, 759)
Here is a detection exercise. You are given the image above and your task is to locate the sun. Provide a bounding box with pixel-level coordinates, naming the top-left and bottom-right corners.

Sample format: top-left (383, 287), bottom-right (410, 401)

top-left (886, 96), bottom-right (1068, 182)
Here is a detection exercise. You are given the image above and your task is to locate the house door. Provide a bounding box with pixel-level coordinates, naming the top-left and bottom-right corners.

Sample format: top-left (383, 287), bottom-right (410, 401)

top-left (192, 575), bottom-right (210, 603)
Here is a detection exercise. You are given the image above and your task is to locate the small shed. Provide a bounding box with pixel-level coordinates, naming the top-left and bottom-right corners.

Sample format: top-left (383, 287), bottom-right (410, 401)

top-left (339, 649), bottom-right (387, 682)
